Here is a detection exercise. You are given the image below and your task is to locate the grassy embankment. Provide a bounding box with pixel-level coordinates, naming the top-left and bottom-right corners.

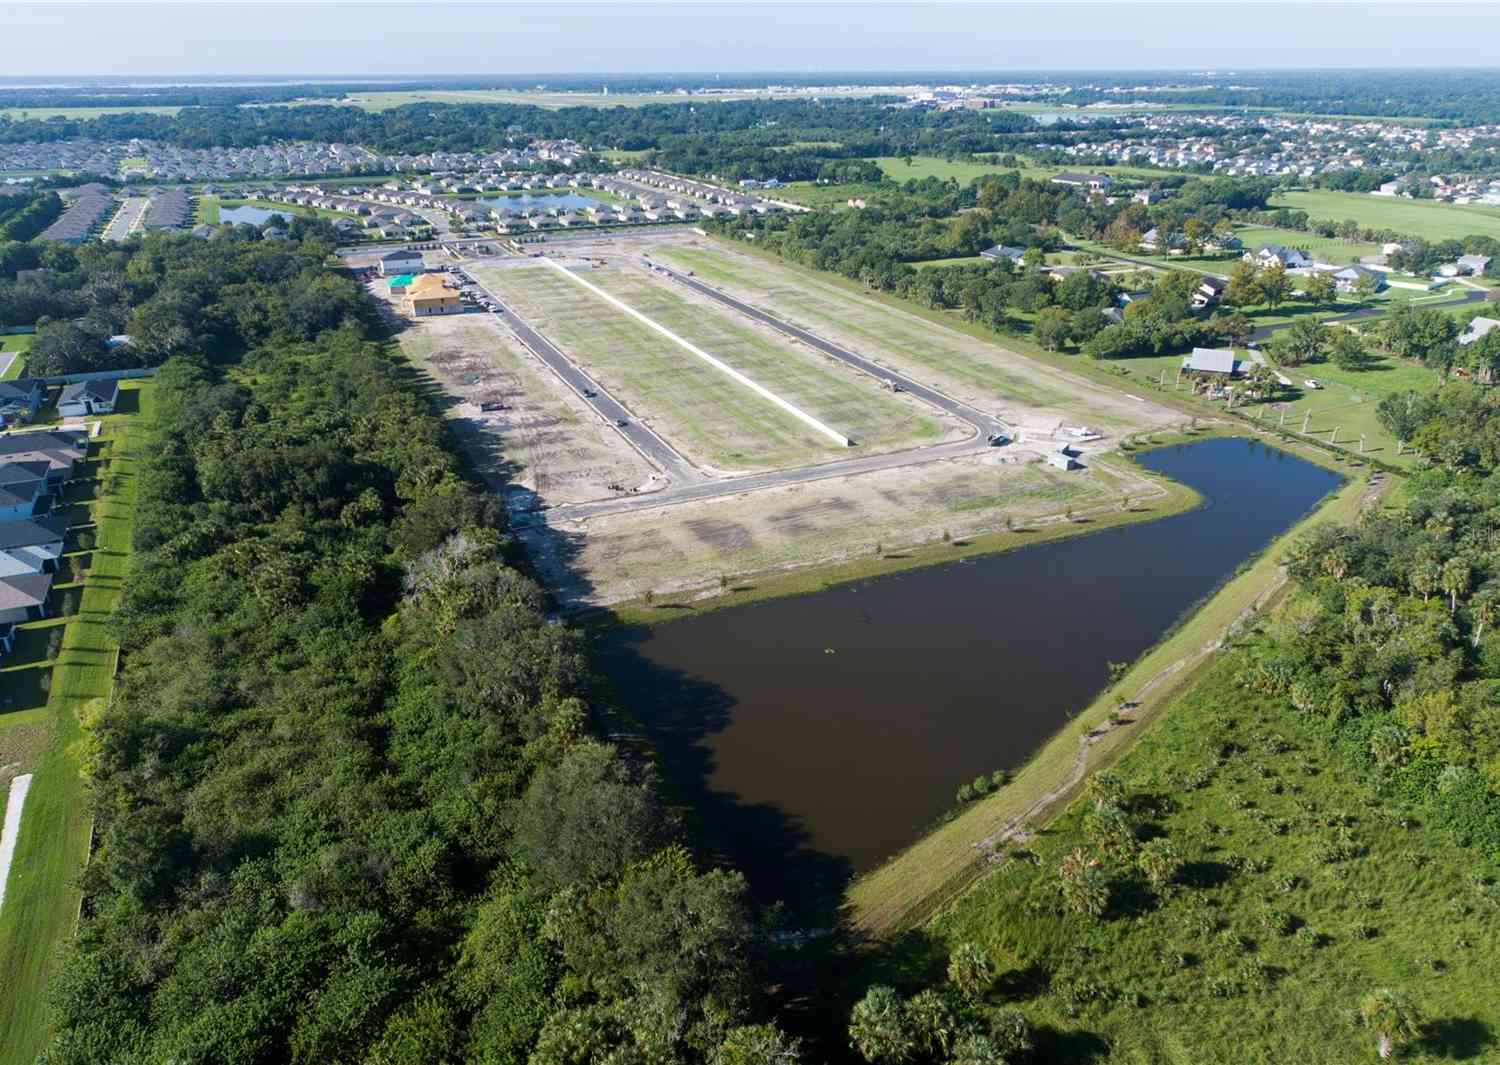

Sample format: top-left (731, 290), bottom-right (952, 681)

top-left (0, 380), bottom-right (153, 1065)
top-left (846, 438), bottom-right (1368, 936)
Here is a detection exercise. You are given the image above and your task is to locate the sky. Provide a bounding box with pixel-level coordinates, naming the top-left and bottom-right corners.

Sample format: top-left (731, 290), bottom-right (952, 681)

top-left (5, 1), bottom-right (1500, 78)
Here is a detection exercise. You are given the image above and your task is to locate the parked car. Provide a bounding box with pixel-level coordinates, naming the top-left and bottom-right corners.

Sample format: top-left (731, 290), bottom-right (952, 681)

top-left (1303, 378), bottom-right (1323, 390)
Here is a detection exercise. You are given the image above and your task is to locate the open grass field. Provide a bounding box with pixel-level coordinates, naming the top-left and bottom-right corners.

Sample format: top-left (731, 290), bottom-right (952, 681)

top-left (869, 547), bottom-right (1500, 1061)
top-left (1272, 189), bottom-right (1500, 242)
top-left (874, 156), bottom-right (1182, 186)
top-left (581, 265), bottom-right (961, 454)
top-left (646, 235), bottom-right (1176, 437)
top-left (474, 263), bottom-right (859, 470)
top-left (1117, 340), bottom-right (1448, 468)
top-left (0, 380), bottom-right (152, 1065)
top-left (846, 440), bottom-right (1367, 935)
top-left (1233, 225), bottom-right (1384, 264)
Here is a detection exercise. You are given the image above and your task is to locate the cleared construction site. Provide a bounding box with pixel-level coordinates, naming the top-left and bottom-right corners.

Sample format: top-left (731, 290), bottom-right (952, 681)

top-left (365, 230), bottom-right (1181, 608)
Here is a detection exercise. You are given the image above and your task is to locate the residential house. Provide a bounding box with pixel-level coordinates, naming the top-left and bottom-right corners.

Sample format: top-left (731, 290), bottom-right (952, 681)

top-left (57, 378), bottom-right (120, 418)
top-left (1050, 172), bottom-right (1114, 193)
top-left (1459, 316), bottom-right (1500, 346)
top-left (1181, 347), bottom-right (1242, 376)
top-left (1332, 264), bottom-right (1387, 293)
top-left (1192, 276), bottom-right (1227, 309)
top-left (378, 248), bottom-right (425, 276)
top-left (0, 379), bottom-right (43, 425)
top-left (0, 515), bottom-right (66, 576)
top-left (0, 571), bottom-right (51, 624)
top-left (979, 244), bottom-right (1026, 264)
top-left (1247, 245), bottom-right (1312, 269)
top-left (0, 430), bottom-right (86, 482)
top-left (0, 461), bottom-right (49, 523)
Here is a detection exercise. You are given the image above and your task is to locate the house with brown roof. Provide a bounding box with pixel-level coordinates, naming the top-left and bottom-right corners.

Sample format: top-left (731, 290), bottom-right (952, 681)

top-left (402, 273), bottom-right (461, 317)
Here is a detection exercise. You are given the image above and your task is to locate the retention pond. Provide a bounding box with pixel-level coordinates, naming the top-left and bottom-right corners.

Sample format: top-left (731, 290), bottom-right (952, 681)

top-left (600, 438), bottom-right (1342, 914)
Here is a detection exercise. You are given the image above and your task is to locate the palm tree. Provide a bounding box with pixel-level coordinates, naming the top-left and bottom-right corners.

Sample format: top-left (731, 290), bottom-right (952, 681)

top-left (1470, 582), bottom-right (1500, 647)
top-left (1359, 989), bottom-right (1424, 1060)
top-left (1441, 557), bottom-right (1472, 614)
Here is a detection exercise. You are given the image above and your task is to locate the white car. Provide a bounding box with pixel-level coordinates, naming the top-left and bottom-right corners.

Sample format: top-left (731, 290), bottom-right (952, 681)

top-left (1303, 378), bottom-right (1323, 390)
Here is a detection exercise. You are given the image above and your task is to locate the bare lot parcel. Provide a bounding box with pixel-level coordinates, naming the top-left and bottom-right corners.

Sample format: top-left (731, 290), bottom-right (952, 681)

top-left (472, 260), bottom-right (962, 471)
top-left (645, 233), bottom-right (1175, 438)
top-left (393, 308), bottom-right (656, 503)
top-left (533, 451), bottom-right (1171, 608)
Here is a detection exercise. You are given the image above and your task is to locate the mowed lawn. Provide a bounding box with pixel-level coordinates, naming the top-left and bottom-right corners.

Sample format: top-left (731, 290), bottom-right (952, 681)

top-left (1272, 189), bottom-right (1500, 242)
top-left (1118, 347), bottom-right (1444, 465)
top-left (651, 242), bottom-right (1125, 419)
top-left (474, 265), bottom-right (852, 470)
top-left (0, 380), bottom-right (153, 1065)
top-left (582, 266), bottom-right (958, 453)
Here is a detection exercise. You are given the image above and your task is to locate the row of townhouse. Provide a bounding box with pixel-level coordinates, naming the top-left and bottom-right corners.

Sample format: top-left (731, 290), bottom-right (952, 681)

top-left (0, 429), bottom-right (93, 654)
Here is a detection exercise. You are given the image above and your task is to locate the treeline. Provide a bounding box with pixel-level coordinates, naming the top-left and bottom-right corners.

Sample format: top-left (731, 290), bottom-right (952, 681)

top-left (1057, 69), bottom-right (1500, 124)
top-left (42, 233), bottom-right (785, 1063)
top-left (0, 97), bottom-right (1034, 157)
top-left (1267, 383), bottom-right (1500, 854)
top-left (0, 190), bottom-right (62, 242)
top-left (1, 210), bottom-right (352, 376)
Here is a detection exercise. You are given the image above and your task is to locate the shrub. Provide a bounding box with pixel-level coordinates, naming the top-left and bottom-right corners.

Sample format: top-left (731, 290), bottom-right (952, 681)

top-left (1137, 838), bottom-right (1183, 888)
top-left (848, 986), bottom-right (915, 1065)
top-left (945, 943), bottom-right (993, 1001)
top-left (1058, 848), bottom-right (1110, 917)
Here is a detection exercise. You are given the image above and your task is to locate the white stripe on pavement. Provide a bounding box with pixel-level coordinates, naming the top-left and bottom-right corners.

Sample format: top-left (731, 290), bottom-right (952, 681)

top-left (539, 257), bottom-right (852, 448)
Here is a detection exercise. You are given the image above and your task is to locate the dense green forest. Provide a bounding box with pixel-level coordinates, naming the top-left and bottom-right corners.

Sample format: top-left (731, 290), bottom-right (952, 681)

top-left (0, 190), bottom-right (62, 243)
top-left (38, 232), bottom-right (785, 1064)
top-left (0, 98), bottom-right (1038, 156)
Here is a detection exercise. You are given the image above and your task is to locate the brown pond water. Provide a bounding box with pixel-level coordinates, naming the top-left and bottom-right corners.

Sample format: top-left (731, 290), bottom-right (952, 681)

top-left (598, 438), bottom-right (1343, 916)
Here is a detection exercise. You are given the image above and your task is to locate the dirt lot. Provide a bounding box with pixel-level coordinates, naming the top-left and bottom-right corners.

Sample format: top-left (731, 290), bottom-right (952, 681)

top-left (392, 300), bottom-right (655, 505)
top-left (623, 231), bottom-right (1179, 439)
top-left (529, 451), bottom-right (1165, 608)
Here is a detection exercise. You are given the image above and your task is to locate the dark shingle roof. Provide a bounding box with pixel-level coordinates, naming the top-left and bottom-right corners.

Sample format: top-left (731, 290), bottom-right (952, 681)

top-left (0, 515), bottom-right (67, 550)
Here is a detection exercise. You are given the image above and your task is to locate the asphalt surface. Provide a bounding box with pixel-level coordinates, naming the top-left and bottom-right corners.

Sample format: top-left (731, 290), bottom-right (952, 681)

top-left (535, 434), bottom-right (1010, 522)
top-left (649, 260), bottom-right (1008, 441)
top-left (463, 267), bottom-right (704, 485)
top-left (103, 197), bottom-right (150, 242)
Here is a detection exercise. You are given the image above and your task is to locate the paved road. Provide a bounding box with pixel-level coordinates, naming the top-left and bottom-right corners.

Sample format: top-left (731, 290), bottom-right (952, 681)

top-left (533, 433), bottom-right (1015, 523)
top-left (463, 267), bottom-right (704, 485)
top-left (103, 197), bottom-right (150, 242)
top-left (650, 260), bottom-right (1009, 441)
